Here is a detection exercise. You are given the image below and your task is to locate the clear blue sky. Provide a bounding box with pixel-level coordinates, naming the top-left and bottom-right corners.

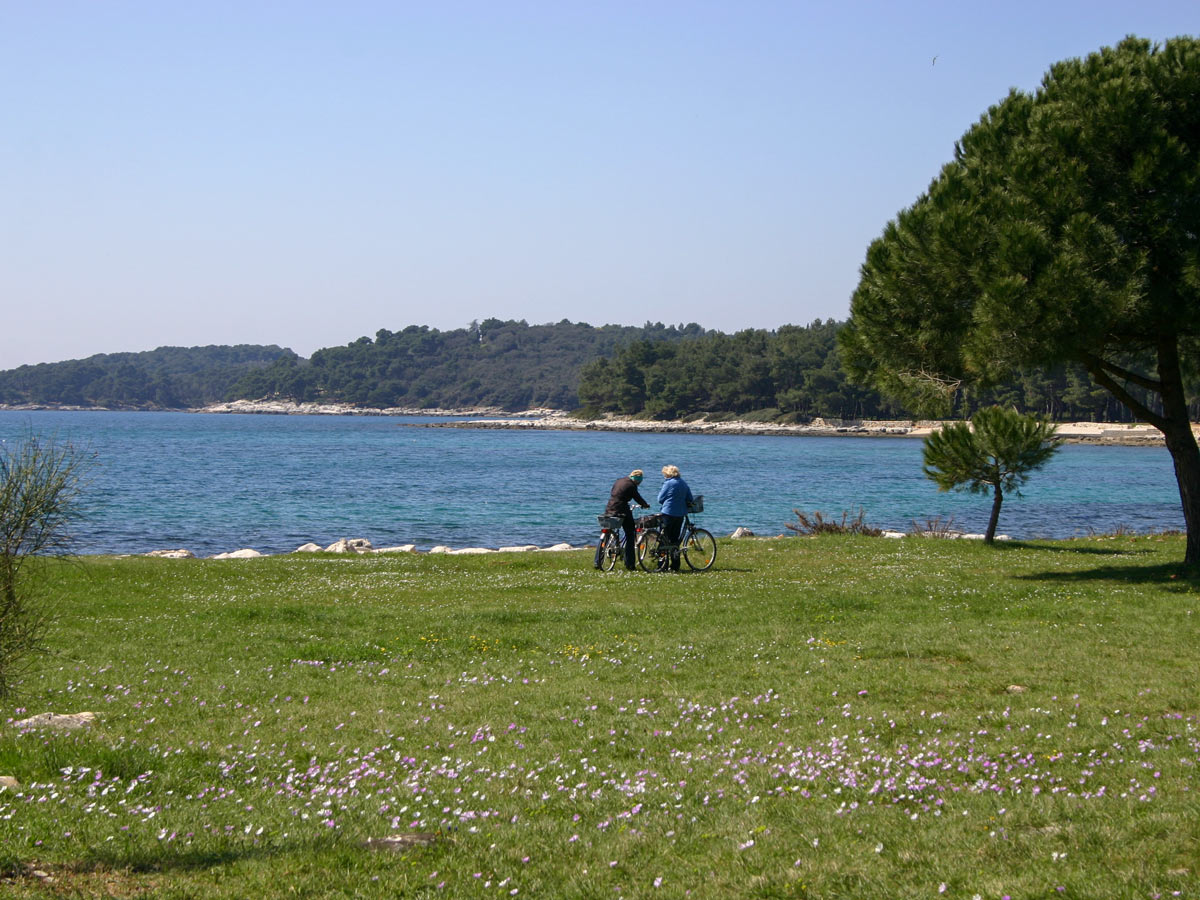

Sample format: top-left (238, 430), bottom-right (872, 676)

top-left (2, 1), bottom-right (1197, 368)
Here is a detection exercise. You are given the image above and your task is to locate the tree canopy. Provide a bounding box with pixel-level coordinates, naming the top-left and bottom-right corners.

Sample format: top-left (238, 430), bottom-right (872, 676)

top-left (841, 36), bottom-right (1200, 563)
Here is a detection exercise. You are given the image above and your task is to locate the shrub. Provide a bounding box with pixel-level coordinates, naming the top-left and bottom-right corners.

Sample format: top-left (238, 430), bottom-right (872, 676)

top-left (0, 432), bottom-right (91, 700)
top-left (740, 408), bottom-right (782, 423)
top-left (786, 507), bottom-right (882, 537)
top-left (909, 516), bottom-right (960, 538)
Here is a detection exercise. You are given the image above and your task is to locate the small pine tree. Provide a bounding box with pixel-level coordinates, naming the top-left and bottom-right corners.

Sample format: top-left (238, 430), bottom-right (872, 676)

top-left (922, 407), bottom-right (1061, 543)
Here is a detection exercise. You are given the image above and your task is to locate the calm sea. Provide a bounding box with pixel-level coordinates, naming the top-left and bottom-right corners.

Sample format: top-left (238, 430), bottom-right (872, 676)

top-left (0, 410), bottom-right (1185, 556)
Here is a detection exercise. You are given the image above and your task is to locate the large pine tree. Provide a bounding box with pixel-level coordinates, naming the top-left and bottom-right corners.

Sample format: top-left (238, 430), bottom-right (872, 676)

top-left (841, 37), bottom-right (1200, 564)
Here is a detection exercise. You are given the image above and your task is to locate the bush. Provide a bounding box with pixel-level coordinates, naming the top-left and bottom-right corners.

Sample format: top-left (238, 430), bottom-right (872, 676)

top-left (909, 516), bottom-right (960, 538)
top-left (0, 432), bottom-right (90, 700)
top-left (786, 507), bottom-right (882, 537)
top-left (740, 408), bottom-right (782, 423)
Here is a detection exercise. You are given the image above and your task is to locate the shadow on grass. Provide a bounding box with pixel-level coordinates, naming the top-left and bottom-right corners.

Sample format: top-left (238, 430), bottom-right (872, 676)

top-left (646, 567), bottom-right (752, 574)
top-left (1015, 562), bottom-right (1200, 586)
top-left (991, 540), bottom-right (1152, 557)
top-left (71, 834), bottom-right (366, 877)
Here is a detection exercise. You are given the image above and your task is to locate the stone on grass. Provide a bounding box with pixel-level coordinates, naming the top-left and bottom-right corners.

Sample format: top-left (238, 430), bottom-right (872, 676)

top-left (294, 542), bottom-right (324, 553)
top-left (1005, 684), bottom-right (1028, 694)
top-left (499, 545), bottom-right (539, 553)
top-left (15, 711), bottom-right (97, 731)
top-left (537, 543), bottom-right (574, 552)
top-left (374, 545), bottom-right (417, 554)
top-left (145, 549), bottom-right (194, 559)
top-left (729, 527), bottom-right (755, 539)
top-left (881, 531), bottom-right (906, 539)
top-left (362, 833), bottom-right (439, 851)
top-left (211, 548), bottom-right (264, 559)
top-left (427, 546), bottom-right (453, 554)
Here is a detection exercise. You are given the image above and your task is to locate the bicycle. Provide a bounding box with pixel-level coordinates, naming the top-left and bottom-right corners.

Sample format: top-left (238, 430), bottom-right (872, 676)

top-left (595, 511), bottom-right (654, 572)
top-left (636, 496), bottom-right (717, 572)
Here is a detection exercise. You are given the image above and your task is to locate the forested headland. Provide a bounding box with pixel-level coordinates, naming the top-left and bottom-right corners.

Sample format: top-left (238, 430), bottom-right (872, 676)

top-left (0, 345), bottom-right (292, 409)
top-left (0, 318), bottom-right (1189, 421)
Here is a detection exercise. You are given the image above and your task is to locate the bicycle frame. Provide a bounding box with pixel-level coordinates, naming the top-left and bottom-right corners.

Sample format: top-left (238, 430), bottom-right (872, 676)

top-left (635, 504), bottom-right (716, 572)
top-left (596, 512), bottom-right (653, 571)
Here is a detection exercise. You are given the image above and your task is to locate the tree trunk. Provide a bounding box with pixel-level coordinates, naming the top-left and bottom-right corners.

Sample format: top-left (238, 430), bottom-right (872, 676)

top-left (1156, 338), bottom-right (1200, 567)
top-left (985, 483), bottom-right (1003, 544)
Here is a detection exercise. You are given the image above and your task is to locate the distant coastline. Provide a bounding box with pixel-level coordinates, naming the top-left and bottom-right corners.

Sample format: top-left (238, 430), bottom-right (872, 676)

top-left (1, 399), bottom-right (1181, 445)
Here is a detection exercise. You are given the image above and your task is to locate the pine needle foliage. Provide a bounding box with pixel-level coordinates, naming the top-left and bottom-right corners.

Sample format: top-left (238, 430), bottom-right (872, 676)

top-left (922, 407), bottom-right (1061, 543)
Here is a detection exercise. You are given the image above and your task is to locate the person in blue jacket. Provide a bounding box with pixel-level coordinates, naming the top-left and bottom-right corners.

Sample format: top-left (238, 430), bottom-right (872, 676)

top-left (656, 464), bottom-right (694, 572)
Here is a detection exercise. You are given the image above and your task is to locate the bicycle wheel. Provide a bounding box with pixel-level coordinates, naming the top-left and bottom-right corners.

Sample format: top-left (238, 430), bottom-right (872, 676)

top-left (637, 530), bottom-right (665, 572)
top-left (682, 528), bottom-right (717, 571)
top-left (598, 532), bottom-right (620, 572)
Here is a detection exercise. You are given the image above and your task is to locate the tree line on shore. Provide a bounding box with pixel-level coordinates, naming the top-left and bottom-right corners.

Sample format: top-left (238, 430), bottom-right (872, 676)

top-left (0, 318), bottom-right (1188, 422)
top-left (0, 345), bottom-right (291, 410)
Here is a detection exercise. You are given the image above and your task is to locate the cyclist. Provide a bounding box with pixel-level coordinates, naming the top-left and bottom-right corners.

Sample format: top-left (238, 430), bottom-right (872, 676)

top-left (656, 464), bottom-right (695, 572)
top-left (595, 468), bottom-right (651, 570)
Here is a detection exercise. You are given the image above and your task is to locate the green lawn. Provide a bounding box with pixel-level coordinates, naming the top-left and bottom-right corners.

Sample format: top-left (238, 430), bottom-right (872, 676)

top-left (1, 535), bottom-right (1197, 898)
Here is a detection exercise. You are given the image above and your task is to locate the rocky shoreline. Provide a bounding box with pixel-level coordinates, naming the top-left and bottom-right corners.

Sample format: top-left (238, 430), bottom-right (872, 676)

top-left (141, 526), bottom-right (1021, 561)
top-left (141, 537), bottom-right (593, 560)
top-left (5, 399), bottom-right (1180, 445)
top-left (398, 410), bottom-right (1174, 446)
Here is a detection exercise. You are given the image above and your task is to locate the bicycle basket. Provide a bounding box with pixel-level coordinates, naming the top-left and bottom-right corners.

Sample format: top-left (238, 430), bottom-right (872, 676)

top-left (688, 495), bottom-right (704, 513)
top-left (638, 513), bottom-right (663, 529)
top-left (597, 515), bottom-right (624, 530)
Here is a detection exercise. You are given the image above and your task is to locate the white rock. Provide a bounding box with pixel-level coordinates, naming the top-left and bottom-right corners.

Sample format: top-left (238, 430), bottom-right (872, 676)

top-left (374, 544), bottom-right (417, 554)
top-left (15, 711), bottom-right (97, 731)
top-left (427, 545), bottom-right (453, 554)
top-left (448, 547), bottom-right (496, 555)
top-left (537, 543), bottom-right (575, 552)
top-left (729, 527), bottom-right (755, 539)
top-left (211, 548), bottom-right (264, 559)
top-left (324, 538), bottom-right (373, 553)
top-left (881, 531), bottom-right (906, 539)
top-left (145, 549), bottom-right (194, 558)
top-left (294, 542), bottom-right (324, 553)
top-left (498, 545), bottom-right (539, 553)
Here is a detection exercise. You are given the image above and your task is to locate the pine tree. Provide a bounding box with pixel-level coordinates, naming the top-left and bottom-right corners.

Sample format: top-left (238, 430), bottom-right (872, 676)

top-left (922, 407), bottom-right (1061, 543)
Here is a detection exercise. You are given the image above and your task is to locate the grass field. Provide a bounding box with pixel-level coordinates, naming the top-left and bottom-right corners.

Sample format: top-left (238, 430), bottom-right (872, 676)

top-left (1, 534), bottom-right (1198, 899)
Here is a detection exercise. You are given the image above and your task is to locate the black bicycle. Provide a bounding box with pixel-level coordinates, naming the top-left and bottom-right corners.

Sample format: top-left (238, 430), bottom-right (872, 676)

top-left (636, 496), bottom-right (717, 572)
top-left (595, 512), bottom-right (652, 572)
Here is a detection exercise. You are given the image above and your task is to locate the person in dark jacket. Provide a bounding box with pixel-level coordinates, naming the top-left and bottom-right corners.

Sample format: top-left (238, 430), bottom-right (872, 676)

top-left (595, 469), bottom-right (650, 570)
top-left (656, 464), bottom-right (694, 572)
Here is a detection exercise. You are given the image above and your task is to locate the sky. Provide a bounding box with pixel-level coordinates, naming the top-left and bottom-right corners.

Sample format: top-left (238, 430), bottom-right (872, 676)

top-left (2, 1), bottom-right (1198, 369)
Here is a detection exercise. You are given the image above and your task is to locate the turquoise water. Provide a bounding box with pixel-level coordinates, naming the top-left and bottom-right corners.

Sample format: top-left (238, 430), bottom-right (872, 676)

top-left (0, 410), bottom-right (1185, 555)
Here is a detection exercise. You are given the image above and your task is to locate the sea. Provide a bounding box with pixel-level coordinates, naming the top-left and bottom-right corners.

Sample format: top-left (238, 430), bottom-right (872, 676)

top-left (0, 410), bottom-right (1185, 556)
